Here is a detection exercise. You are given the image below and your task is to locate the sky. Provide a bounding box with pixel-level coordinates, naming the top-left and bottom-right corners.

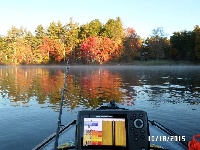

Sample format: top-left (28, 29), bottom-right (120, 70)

top-left (0, 0), bottom-right (200, 38)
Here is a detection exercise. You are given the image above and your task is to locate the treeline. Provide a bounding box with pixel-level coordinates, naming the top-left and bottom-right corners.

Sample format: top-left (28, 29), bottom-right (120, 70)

top-left (0, 17), bottom-right (200, 65)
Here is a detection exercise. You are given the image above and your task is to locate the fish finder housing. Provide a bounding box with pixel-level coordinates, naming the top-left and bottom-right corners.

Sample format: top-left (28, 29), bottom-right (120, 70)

top-left (75, 102), bottom-right (150, 150)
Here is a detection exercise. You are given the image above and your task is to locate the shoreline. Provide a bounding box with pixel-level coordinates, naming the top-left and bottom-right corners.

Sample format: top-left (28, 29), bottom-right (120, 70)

top-left (0, 60), bottom-right (200, 66)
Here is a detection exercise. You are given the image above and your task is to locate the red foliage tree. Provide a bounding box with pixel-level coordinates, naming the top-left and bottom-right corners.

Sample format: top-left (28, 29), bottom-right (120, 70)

top-left (39, 37), bottom-right (64, 62)
top-left (122, 27), bottom-right (142, 61)
top-left (80, 36), bottom-right (122, 64)
top-left (125, 27), bottom-right (137, 37)
top-left (40, 37), bottom-right (54, 57)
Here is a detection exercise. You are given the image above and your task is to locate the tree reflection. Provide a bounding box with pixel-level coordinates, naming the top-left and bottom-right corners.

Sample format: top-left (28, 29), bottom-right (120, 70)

top-left (0, 67), bottom-right (65, 108)
top-left (0, 66), bottom-right (124, 110)
top-left (79, 69), bottom-right (123, 108)
top-left (0, 66), bottom-right (199, 111)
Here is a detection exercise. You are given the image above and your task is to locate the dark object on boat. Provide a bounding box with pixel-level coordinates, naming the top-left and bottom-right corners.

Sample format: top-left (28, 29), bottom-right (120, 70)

top-left (33, 101), bottom-right (188, 150)
top-left (96, 100), bottom-right (127, 110)
top-left (76, 102), bottom-right (149, 150)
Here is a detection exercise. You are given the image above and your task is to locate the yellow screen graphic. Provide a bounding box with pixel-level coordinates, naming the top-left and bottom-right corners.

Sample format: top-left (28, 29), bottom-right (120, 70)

top-left (83, 118), bottom-right (126, 147)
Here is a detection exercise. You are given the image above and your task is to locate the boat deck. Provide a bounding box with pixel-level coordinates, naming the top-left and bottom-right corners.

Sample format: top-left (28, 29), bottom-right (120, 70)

top-left (33, 121), bottom-right (188, 150)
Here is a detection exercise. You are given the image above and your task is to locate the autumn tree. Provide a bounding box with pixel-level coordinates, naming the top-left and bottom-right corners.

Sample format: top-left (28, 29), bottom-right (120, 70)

top-left (39, 37), bottom-right (54, 63)
top-left (80, 36), bottom-right (122, 64)
top-left (0, 36), bottom-right (8, 64)
top-left (145, 27), bottom-right (170, 60)
top-left (53, 39), bottom-right (65, 62)
top-left (40, 21), bottom-right (66, 63)
top-left (4, 26), bottom-right (35, 64)
top-left (22, 31), bottom-right (35, 64)
top-left (4, 17), bottom-right (200, 64)
top-left (5, 26), bottom-right (20, 64)
top-left (30, 25), bottom-right (47, 64)
top-left (39, 36), bottom-right (65, 63)
top-left (122, 27), bottom-right (142, 62)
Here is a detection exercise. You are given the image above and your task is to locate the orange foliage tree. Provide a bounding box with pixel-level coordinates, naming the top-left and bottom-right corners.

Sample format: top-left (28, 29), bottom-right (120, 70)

top-left (40, 37), bottom-right (64, 63)
top-left (80, 36), bottom-right (122, 64)
top-left (122, 27), bottom-right (142, 62)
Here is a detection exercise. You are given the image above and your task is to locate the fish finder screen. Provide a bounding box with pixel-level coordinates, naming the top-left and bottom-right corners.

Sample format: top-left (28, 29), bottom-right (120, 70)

top-left (83, 116), bottom-right (126, 147)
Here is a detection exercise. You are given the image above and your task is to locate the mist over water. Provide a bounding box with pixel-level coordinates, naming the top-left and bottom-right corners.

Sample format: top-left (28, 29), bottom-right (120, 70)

top-left (0, 65), bottom-right (200, 149)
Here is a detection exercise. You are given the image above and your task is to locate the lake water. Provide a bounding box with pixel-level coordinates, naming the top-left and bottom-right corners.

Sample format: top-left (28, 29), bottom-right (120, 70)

top-left (0, 65), bottom-right (200, 150)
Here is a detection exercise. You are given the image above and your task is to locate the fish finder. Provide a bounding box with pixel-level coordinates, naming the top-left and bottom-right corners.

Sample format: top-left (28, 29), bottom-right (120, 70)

top-left (75, 102), bottom-right (150, 150)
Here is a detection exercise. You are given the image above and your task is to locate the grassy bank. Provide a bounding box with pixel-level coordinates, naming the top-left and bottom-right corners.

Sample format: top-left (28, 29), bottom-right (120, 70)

top-left (1, 60), bottom-right (199, 66)
top-left (105, 60), bottom-right (200, 66)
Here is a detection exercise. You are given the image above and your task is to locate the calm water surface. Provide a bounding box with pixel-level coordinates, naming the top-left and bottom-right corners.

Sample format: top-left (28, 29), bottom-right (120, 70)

top-left (0, 65), bottom-right (200, 150)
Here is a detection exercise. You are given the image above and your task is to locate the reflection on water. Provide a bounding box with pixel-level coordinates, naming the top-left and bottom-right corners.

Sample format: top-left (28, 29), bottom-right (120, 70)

top-left (66, 69), bottom-right (124, 109)
top-left (0, 66), bottom-right (200, 108)
top-left (0, 65), bottom-right (200, 150)
top-left (0, 66), bottom-right (126, 110)
top-left (0, 66), bottom-right (65, 109)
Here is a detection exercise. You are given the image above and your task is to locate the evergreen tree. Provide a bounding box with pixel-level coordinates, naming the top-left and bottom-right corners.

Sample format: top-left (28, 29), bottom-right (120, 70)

top-left (101, 17), bottom-right (124, 44)
top-left (194, 25), bottom-right (200, 60)
top-left (170, 30), bottom-right (195, 61)
top-left (63, 18), bottom-right (80, 61)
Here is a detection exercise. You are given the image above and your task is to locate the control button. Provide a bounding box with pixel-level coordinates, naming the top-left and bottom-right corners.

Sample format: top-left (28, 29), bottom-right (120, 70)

top-left (140, 130), bottom-right (145, 134)
top-left (139, 114), bottom-right (143, 117)
top-left (131, 127), bottom-right (134, 130)
top-left (133, 119), bottom-right (144, 128)
top-left (141, 148), bottom-right (146, 150)
top-left (141, 135), bottom-right (145, 139)
top-left (134, 137), bottom-right (138, 141)
top-left (134, 132), bottom-right (138, 136)
top-left (133, 114), bottom-right (137, 117)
